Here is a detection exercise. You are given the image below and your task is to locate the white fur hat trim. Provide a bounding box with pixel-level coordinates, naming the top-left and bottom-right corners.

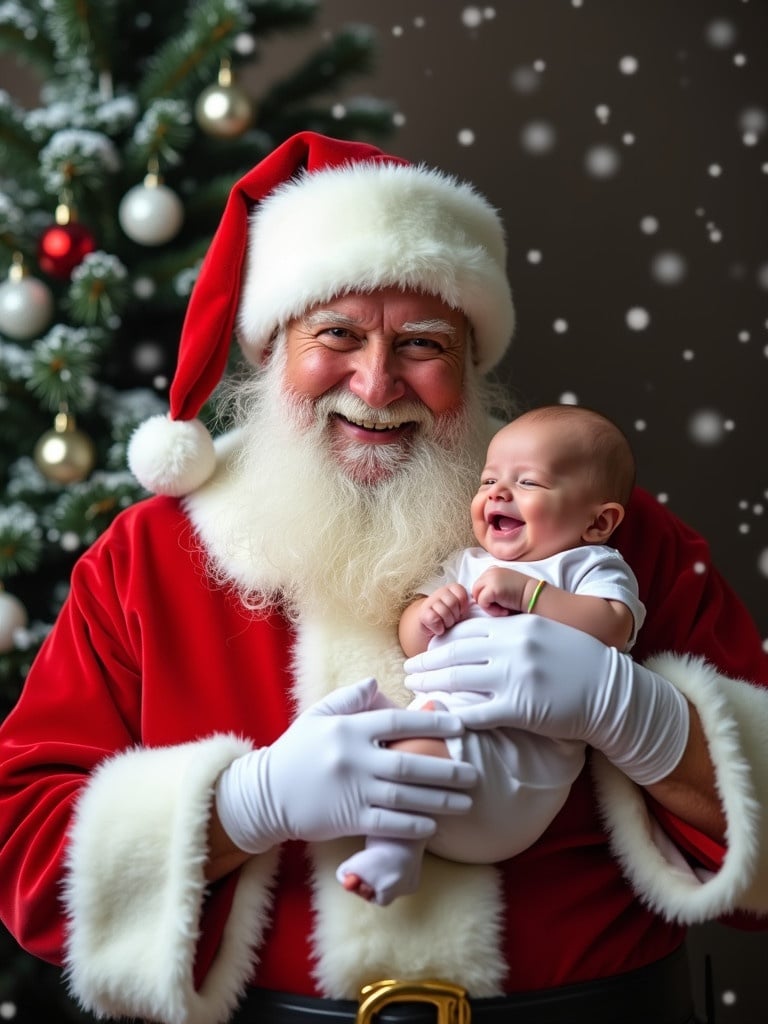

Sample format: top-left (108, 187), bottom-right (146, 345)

top-left (237, 161), bottom-right (514, 375)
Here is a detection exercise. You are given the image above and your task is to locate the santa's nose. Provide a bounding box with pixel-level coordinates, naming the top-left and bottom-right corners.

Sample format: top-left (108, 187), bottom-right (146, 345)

top-left (347, 343), bottom-right (406, 408)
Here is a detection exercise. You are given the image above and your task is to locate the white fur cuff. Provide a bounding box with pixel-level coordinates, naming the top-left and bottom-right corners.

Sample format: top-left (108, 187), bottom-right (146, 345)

top-left (593, 652), bottom-right (768, 923)
top-left (62, 734), bottom-right (280, 1024)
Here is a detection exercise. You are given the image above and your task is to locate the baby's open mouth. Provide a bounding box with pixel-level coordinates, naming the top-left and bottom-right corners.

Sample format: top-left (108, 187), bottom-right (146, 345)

top-left (489, 514), bottom-right (523, 532)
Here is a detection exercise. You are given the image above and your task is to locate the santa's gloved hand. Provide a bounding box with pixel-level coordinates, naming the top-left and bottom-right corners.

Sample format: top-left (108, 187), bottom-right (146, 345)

top-left (215, 677), bottom-right (476, 854)
top-left (404, 616), bottom-right (689, 786)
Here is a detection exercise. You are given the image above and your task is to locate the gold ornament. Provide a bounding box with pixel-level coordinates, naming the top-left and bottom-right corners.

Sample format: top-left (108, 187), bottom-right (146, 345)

top-left (195, 58), bottom-right (254, 138)
top-left (34, 410), bottom-right (96, 484)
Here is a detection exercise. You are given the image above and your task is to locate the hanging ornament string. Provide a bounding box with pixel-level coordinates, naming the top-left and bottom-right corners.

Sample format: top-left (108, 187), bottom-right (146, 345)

top-left (195, 56), bottom-right (255, 138)
top-left (118, 156), bottom-right (185, 247)
top-left (0, 251), bottom-right (55, 341)
top-left (98, 69), bottom-right (114, 102)
top-left (38, 194), bottom-right (97, 280)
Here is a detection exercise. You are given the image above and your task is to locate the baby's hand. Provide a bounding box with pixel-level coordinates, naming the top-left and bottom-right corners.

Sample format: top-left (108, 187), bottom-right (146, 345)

top-left (419, 583), bottom-right (470, 636)
top-left (471, 567), bottom-right (528, 616)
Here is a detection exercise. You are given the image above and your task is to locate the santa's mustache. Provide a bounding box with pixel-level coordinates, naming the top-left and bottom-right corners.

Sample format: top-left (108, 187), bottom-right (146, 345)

top-left (313, 391), bottom-right (433, 431)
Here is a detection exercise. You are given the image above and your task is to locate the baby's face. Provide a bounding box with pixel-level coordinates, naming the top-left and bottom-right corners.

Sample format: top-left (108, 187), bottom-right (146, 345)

top-left (470, 419), bottom-right (603, 562)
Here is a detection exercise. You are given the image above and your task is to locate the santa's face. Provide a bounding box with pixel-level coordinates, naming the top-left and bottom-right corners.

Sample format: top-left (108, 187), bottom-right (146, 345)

top-left (215, 289), bottom-right (492, 623)
top-left (281, 288), bottom-right (469, 483)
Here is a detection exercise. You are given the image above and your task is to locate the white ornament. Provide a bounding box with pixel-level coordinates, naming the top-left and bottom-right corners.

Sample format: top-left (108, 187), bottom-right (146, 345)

top-left (0, 590), bottom-right (28, 654)
top-left (0, 259), bottom-right (54, 340)
top-left (119, 179), bottom-right (184, 246)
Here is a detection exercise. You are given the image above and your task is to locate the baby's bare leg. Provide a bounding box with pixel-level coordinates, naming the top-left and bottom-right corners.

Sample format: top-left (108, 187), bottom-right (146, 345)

top-left (338, 702), bottom-right (450, 903)
top-left (387, 734), bottom-right (451, 758)
top-left (388, 700), bottom-right (449, 757)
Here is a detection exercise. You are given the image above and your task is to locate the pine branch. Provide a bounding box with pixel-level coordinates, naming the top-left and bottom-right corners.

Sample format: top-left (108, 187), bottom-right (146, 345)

top-left (137, 0), bottom-right (254, 104)
top-left (48, 474), bottom-right (145, 545)
top-left (256, 24), bottom-right (379, 118)
top-left (41, 0), bottom-right (120, 80)
top-left (27, 326), bottom-right (101, 413)
top-left (0, 3), bottom-right (55, 75)
top-left (124, 98), bottom-right (195, 174)
top-left (0, 503), bottom-right (42, 577)
top-left (249, 0), bottom-right (318, 38)
top-left (66, 251), bottom-right (130, 326)
top-left (0, 93), bottom-right (41, 177)
top-left (175, 129), bottom-right (272, 190)
top-left (121, 240), bottom-right (211, 310)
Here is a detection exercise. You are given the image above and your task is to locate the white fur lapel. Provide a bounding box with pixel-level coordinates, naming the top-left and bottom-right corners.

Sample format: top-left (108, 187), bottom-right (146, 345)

top-left (184, 453), bottom-right (508, 997)
top-left (310, 840), bottom-right (506, 997)
top-left (293, 608), bottom-right (508, 997)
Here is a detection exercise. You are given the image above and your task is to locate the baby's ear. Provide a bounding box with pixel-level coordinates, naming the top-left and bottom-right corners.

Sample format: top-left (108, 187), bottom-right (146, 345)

top-left (583, 502), bottom-right (625, 543)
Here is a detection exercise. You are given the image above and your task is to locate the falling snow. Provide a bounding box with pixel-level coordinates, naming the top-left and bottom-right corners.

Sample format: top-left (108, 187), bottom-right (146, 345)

top-left (6, 3), bottom-right (766, 1005)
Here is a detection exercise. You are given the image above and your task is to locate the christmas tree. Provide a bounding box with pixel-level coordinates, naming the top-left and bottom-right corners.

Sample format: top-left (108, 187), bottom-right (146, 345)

top-left (0, 1), bottom-right (394, 1017)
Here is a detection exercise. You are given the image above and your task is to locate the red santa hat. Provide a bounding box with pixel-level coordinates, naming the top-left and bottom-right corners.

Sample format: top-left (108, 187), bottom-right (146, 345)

top-left (128, 131), bottom-right (515, 497)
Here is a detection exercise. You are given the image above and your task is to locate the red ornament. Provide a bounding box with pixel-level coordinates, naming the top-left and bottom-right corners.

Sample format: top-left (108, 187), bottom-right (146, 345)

top-left (38, 222), bottom-right (96, 279)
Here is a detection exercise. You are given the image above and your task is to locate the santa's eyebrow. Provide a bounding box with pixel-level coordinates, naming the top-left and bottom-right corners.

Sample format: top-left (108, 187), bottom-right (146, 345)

top-left (302, 310), bottom-right (361, 329)
top-left (401, 319), bottom-right (457, 336)
top-left (301, 311), bottom-right (458, 336)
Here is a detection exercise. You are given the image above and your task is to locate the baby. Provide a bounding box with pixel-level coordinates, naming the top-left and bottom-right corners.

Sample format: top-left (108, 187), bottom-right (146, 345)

top-left (337, 404), bottom-right (644, 905)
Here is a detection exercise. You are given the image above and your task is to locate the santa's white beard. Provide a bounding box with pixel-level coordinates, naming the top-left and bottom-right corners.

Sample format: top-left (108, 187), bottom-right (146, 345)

top-left (209, 354), bottom-right (497, 627)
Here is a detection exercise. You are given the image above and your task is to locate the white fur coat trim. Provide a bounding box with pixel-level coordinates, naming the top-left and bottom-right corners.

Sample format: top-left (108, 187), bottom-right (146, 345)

top-left (63, 735), bottom-right (280, 1024)
top-left (593, 651), bottom-right (768, 923)
top-left (293, 612), bottom-right (507, 997)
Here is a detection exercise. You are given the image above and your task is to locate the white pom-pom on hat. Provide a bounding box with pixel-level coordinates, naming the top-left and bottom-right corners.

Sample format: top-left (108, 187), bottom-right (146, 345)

top-left (128, 415), bottom-right (216, 497)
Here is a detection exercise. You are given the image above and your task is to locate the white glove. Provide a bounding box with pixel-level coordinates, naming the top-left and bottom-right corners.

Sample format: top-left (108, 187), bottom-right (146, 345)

top-left (404, 616), bottom-right (690, 787)
top-left (215, 677), bottom-right (477, 854)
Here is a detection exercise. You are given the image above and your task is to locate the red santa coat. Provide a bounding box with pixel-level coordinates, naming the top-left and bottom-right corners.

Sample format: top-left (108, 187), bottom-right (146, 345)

top-left (1, 484), bottom-right (768, 1024)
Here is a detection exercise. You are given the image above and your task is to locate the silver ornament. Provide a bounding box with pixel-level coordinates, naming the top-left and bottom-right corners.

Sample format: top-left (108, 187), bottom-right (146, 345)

top-left (119, 177), bottom-right (184, 246)
top-left (0, 256), bottom-right (54, 340)
top-left (0, 589), bottom-right (28, 653)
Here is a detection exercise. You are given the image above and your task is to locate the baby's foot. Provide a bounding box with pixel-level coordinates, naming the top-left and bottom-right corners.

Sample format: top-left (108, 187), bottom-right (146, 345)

top-left (340, 871), bottom-right (376, 902)
top-left (336, 838), bottom-right (425, 906)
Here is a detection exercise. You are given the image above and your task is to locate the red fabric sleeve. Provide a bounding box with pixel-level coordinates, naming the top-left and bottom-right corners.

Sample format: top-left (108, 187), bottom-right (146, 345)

top-left (0, 496), bottom-right (295, 964)
top-left (619, 489), bottom-right (767, 683)
top-left (613, 488), bottom-right (768, 883)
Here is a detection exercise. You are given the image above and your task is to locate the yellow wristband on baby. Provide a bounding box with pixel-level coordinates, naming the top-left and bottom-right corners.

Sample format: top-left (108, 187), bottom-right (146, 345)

top-left (526, 579), bottom-right (547, 614)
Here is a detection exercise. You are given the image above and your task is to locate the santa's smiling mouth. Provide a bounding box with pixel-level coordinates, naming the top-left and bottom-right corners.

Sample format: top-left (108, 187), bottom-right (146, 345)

top-left (337, 414), bottom-right (414, 434)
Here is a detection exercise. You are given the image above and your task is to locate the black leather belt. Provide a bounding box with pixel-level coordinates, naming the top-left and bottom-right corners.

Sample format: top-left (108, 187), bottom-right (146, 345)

top-left (234, 944), bottom-right (696, 1024)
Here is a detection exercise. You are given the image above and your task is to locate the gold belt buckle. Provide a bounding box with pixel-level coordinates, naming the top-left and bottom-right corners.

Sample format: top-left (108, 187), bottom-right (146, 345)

top-left (356, 979), bottom-right (471, 1024)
